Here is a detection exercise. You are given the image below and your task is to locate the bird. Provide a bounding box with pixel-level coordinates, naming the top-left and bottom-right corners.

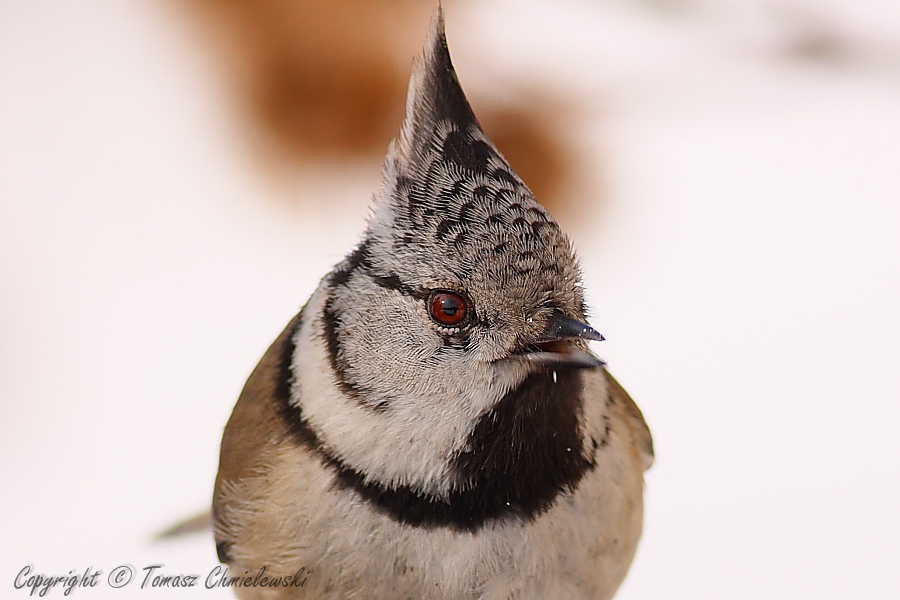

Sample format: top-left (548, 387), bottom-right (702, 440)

top-left (213, 9), bottom-right (653, 600)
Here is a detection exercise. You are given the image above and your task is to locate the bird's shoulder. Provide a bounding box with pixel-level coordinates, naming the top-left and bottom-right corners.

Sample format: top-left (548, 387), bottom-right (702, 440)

top-left (604, 370), bottom-right (654, 470)
top-left (213, 310), bottom-right (305, 563)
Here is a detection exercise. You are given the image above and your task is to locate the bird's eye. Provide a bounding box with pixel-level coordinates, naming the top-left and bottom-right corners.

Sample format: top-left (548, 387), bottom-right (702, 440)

top-left (428, 290), bottom-right (468, 327)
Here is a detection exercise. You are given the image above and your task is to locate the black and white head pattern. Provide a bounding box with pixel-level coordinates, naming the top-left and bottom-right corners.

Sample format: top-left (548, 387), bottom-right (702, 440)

top-left (364, 12), bottom-right (586, 335)
top-left (288, 11), bottom-right (600, 533)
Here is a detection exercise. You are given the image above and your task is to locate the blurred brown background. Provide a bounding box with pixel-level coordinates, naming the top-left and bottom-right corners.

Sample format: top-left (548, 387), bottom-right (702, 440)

top-left (177, 0), bottom-right (579, 215)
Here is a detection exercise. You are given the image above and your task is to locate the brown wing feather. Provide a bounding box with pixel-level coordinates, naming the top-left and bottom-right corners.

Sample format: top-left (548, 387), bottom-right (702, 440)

top-left (605, 371), bottom-right (654, 470)
top-left (213, 312), bottom-right (304, 563)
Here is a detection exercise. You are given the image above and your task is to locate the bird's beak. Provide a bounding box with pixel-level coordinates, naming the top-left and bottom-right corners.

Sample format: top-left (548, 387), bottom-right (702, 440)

top-left (513, 313), bottom-right (606, 370)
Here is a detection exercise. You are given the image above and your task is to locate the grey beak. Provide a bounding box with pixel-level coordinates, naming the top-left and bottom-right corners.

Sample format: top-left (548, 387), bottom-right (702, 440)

top-left (538, 313), bottom-right (605, 343)
top-left (514, 312), bottom-right (606, 370)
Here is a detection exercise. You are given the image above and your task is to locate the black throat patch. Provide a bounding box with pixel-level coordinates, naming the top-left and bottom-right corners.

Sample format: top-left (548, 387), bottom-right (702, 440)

top-left (449, 370), bottom-right (595, 526)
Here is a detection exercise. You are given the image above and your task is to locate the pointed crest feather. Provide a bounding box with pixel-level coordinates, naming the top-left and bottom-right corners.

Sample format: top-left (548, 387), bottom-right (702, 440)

top-left (363, 6), bottom-right (581, 320)
top-left (396, 7), bottom-right (481, 171)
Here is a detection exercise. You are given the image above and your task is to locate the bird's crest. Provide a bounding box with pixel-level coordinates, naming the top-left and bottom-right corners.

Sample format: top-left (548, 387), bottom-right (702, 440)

top-left (371, 10), bottom-right (575, 291)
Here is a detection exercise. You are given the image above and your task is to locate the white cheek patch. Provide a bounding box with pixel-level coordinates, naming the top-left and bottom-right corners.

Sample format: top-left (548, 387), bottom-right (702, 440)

top-left (291, 285), bottom-right (513, 498)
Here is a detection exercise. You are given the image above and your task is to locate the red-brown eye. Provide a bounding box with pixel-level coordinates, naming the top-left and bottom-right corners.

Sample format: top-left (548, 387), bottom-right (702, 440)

top-left (428, 290), bottom-right (468, 327)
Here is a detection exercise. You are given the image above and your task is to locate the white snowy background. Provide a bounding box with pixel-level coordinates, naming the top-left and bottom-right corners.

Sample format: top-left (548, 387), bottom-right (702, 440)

top-left (2, 0), bottom-right (899, 598)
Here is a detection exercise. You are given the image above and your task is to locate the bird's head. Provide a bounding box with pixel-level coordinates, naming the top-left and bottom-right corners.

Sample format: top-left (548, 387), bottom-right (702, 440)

top-left (296, 10), bottom-right (604, 529)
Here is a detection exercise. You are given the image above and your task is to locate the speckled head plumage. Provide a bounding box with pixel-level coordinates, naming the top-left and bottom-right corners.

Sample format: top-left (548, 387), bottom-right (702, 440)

top-left (357, 11), bottom-right (588, 361)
